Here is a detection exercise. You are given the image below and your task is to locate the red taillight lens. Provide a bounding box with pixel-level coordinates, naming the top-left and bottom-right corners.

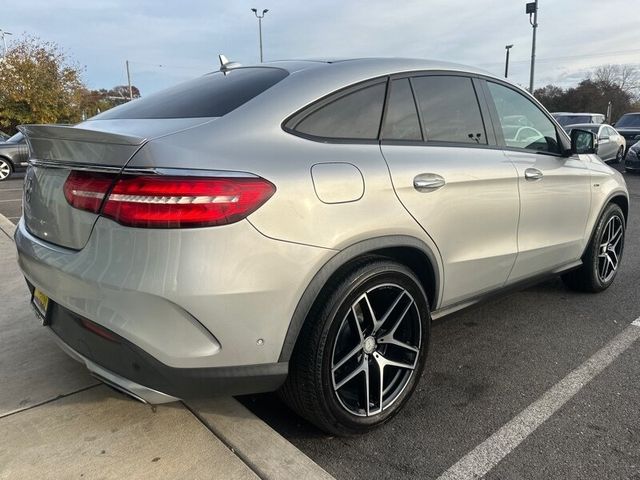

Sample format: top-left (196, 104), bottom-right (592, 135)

top-left (63, 171), bottom-right (276, 228)
top-left (63, 171), bottom-right (117, 213)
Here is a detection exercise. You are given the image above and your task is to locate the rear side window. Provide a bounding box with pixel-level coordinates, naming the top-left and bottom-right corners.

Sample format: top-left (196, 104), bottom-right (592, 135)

top-left (411, 76), bottom-right (487, 144)
top-left (94, 68), bottom-right (288, 119)
top-left (289, 82), bottom-right (386, 140)
top-left (382, 79), bottom-right (422, 141)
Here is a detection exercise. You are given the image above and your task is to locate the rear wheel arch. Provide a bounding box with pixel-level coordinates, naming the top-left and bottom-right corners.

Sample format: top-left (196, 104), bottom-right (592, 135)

top-left (279, 235), bottom-right (441, 363)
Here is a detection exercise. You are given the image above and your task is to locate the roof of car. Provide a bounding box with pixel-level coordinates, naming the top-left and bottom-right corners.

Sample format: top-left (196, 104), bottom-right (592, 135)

top-left (565, 123), bottom-right (607, 128)
top-left (554, 113), bottom-right (603, 116)
top-left (257, 57), bottom-right (497, 78)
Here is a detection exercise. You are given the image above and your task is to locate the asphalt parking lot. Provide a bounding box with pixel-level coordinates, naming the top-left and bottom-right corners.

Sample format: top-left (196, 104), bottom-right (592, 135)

top-left (240, 164), bottom-right (640, 480)
top-left (0, 173), bottom-right (23, 224)
top-left (2, 165), bottom-right (639, 479)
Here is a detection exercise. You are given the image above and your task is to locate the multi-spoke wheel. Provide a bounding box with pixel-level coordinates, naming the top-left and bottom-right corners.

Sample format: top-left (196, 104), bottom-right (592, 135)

top-left (0, 158), bottom-right (12, 181)
top-left (331, 284), bottom-right (421, 416)
top-left (562, 203), bottom-right (625, 292)
top-left (596, 215), bottom-right (623, 283)
top-left (280, 258), bottom-right (430, 435)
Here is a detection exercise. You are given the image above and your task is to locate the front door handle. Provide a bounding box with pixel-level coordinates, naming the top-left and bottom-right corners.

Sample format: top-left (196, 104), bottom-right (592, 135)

top-left (414, 173), bottom-right (445, 192)
top-left (524, 168), bottom-right (543, 181)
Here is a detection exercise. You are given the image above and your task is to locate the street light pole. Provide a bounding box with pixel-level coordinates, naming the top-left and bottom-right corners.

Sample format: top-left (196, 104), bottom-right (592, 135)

top-left (251, 8), bottom-right (269, 63)
top-left (526, 0), bottom-right (539, 92)
top-left (0, 30), bottom-right (13, 58)
top-left (504, 44), bottom-right (514, 78)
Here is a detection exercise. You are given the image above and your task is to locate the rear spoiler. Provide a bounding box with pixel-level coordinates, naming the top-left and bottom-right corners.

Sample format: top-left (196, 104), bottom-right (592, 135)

top-left (18, 124), bottom-right (147, 168)
top-left (19, 124), bottom-right (146, 146)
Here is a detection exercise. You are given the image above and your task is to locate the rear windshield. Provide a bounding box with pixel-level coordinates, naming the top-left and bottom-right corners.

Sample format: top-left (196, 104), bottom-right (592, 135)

top-left (95, 67), bottom-right (288, 120)
top-left (555, 115), bottom-right (592, 126)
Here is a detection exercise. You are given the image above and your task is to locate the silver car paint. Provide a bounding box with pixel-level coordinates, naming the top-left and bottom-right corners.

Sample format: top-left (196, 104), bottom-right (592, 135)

top-left (16, 216), bottom-right (334, 368)
top-left (15, 58), bottom-right (628, 374)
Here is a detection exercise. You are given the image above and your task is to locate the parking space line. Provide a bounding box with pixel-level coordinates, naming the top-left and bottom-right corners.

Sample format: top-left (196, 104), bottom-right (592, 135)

top-left (0, 188), bottom-right (23, 192)
top-left (0, 198), bottom-right (21, 203)
top-left (436, 319), bottom-right (640, 480)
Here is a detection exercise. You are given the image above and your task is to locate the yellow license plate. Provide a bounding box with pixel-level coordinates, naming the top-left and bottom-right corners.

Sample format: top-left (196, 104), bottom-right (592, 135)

top-left (32, 288), bottom-right (50, 324)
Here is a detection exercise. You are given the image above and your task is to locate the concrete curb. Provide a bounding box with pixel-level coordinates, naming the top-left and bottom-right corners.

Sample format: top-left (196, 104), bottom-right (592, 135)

top-left (0, 211), bottom-right (334, 480)
top-left (188, 397), bottom-right (335, 480)
top-left (0, 212), bottom-right (16, 238)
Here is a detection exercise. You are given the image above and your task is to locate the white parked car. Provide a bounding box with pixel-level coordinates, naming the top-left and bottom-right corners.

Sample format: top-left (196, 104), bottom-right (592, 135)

top-left (565, 123), bottom-right (626, 163)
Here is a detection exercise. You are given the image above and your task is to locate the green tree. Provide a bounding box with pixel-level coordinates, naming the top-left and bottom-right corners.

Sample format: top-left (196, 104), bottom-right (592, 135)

top-left (0, 35), bottom-right (85, 133)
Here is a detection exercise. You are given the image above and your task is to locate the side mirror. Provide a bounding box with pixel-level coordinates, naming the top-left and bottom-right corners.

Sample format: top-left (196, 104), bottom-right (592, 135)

top-left (571, 129), bottom-right (598, 155)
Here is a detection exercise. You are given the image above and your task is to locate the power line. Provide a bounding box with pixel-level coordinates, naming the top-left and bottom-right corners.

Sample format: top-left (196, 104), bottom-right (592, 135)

top-left (127, 60), bottom-right (208, 71)
top-left (479, 48), bottom-right (640, 67)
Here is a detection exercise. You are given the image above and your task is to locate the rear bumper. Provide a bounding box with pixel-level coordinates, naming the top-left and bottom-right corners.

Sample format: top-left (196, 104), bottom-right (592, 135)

top-left (45, 301), bottom-right (287, 401)
top-left (15, 216), bottom-right (334, 370)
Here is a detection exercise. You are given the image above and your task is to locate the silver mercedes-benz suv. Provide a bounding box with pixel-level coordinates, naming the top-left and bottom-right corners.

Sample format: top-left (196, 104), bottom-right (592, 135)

top-left (15, 58), bottom-right (628, 435)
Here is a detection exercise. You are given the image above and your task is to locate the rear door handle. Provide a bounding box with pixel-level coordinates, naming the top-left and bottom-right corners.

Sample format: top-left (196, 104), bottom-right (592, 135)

top-left (414, 173), bottom-right (445, 192)
top-left (524, 168), bottom-right (543, 181)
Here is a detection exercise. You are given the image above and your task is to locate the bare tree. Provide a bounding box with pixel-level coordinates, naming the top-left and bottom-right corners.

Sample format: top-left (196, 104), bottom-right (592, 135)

top-left (591, 64), bottom-right (640, 101)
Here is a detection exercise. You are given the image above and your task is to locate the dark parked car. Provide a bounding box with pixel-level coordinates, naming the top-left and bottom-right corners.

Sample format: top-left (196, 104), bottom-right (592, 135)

top-left (613, 113), bottom-right (640, 152)
top-left (624, 140), bottom-right (640, 172)
top-left (0, 132), bottom-right (29, 181)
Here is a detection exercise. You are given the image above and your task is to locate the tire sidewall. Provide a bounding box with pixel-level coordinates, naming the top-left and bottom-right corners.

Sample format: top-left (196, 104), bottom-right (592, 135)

top-left (316, 262), bottom-right (430, 433)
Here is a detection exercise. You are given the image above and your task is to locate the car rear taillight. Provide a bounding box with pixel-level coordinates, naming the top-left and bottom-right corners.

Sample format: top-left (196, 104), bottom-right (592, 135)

top-left (63, 171), bottom-right (116, 213)
top-left (63, 171), bottom-right (276, 228)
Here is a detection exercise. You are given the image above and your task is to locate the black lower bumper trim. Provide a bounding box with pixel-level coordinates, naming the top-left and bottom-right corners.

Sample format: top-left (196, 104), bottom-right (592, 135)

top-left (48, 302), bottom-right (288, 398)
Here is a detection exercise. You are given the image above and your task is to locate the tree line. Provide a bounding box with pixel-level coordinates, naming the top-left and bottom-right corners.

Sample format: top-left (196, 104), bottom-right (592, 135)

top-left (1, 36), bottom-right (639, 135)
top-left (534, 65), bottom-right (640, 123)
top-left (0, 35), bottom-right (140, 135)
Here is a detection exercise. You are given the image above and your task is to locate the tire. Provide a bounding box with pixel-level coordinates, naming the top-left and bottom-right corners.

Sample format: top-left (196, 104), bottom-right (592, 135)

top-left (562, 203), bottom-right (625, 292)
top-left (615, 146), bottom-right (624, 164)
top-left (280, 257), bottom-right (430, 435)
top-left (0, 158), bottom-right (12, 181)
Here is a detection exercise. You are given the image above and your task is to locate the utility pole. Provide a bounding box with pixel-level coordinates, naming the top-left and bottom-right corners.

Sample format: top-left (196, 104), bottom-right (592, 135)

top-left (504, 44), bottom-right (514, 78)
top-left (526, 0), bottom-right (539, 92)
top-left (125, 60), bottom-right (133, 100)
top-left (0, 29), bottom-right (12, 58)
top-left (251, 8), bottom-right (269, 62)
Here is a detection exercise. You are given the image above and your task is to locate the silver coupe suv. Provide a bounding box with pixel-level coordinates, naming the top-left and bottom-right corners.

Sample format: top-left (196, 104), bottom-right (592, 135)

top-left (15, 58), bottom-right (628, 435)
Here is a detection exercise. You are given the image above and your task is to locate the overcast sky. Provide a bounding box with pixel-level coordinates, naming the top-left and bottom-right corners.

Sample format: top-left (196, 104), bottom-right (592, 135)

top-left (4, 0), bottom-right (639, 95)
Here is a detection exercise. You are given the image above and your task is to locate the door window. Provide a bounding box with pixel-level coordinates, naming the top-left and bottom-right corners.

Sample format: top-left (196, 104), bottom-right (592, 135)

top-left (382, 78), bottom-right (422, 141)
top-left (411, 76), bottom-right (487, 144)
top-left (487, 81), bottom-right (561, 154)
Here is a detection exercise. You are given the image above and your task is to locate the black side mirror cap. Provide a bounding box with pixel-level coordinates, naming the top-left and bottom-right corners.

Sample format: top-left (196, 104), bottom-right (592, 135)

top-left (570, 129), bottom-right (598, 155)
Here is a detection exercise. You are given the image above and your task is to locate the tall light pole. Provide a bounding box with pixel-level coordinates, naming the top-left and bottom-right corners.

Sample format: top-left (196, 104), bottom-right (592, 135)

top-left (526, 1), bottom-right (538, 92)
top-left (0, 29), bottom-right (12, 58)
top-left (251, 8), bottom-right (268, 63)
top-left (504, 44), bottom-right (514, 78)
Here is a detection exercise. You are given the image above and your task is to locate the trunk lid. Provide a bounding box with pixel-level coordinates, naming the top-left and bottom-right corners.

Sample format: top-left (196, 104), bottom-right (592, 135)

top-left (20, 118), bottom-right (210, 249)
